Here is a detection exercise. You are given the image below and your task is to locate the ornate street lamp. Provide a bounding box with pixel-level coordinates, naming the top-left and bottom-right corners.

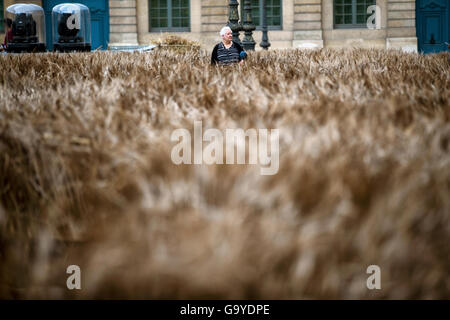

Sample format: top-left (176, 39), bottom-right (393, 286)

top-left (241, 0), bottom-right (256, 50)
top-left (227, 0), bottom-right (242, 45)
top-left (260, 0), bottom-right (271, 50)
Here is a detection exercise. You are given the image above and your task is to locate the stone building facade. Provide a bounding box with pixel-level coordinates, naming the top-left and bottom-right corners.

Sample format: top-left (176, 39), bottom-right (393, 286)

top-left (137, 0), bottom-right (419, 52)
top-left (2, 1), bottom-right (449, 53)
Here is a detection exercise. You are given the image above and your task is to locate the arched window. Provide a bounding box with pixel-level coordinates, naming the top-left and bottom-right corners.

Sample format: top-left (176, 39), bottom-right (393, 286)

top-left (241, 0), bottom-right (282, 30)
top-left (334, 0), bottom-right (376, 28)
top-left (149, 0), bottom-right (190, 32)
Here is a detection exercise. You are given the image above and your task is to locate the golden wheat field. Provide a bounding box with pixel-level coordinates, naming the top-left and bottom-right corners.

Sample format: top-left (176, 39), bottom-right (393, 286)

top-left (0, 45), bottom-right (449, 299)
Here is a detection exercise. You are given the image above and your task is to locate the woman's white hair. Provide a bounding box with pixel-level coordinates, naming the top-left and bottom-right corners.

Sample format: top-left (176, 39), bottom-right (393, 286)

top-left (220, 26), bottom-right (232, 37)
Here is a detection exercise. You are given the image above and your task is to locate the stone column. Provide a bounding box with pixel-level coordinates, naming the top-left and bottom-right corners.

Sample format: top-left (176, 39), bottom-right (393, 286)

top-left (386, 0), bottom-right (417, 52)
top-left (292, 0), bottom-right (323, 49)
top-left (109, 0), bottom-right (138, 46)
top-left (136, 0), bottom-right (148, 45)
top-left (191, 0), bottom-right (201, 34)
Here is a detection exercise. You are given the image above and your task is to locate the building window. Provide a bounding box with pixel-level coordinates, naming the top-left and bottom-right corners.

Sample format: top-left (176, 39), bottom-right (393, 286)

top-left (334, 0), bottom-right (376, 28)
top-left (0, 0), bottom-right (4, 33)
top-left (241, 0), bottom-right (282, 30)
top-left (149, 0), bottom-right (190, 32)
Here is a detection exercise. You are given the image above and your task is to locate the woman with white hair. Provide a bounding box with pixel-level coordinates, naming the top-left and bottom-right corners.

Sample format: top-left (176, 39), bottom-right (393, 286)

top-left (211, 26), bottom-right (247, 65)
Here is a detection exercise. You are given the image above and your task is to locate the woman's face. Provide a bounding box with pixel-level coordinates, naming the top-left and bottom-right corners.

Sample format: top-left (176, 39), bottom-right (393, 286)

top-left (222, 29), bottom-right (233, 43)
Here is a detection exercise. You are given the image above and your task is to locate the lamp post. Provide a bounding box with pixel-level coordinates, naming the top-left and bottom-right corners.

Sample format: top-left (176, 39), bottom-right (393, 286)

top-left (242, 0), bottom-right (256, 50)
top-left (260, 0), bottom-right (271, 50)
top-left (227, 0), bottom-right (242, 45)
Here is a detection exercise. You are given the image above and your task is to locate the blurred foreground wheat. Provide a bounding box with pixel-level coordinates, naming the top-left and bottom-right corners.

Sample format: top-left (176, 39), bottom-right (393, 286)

top-left (0, 48), bottom-right (449, 299)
